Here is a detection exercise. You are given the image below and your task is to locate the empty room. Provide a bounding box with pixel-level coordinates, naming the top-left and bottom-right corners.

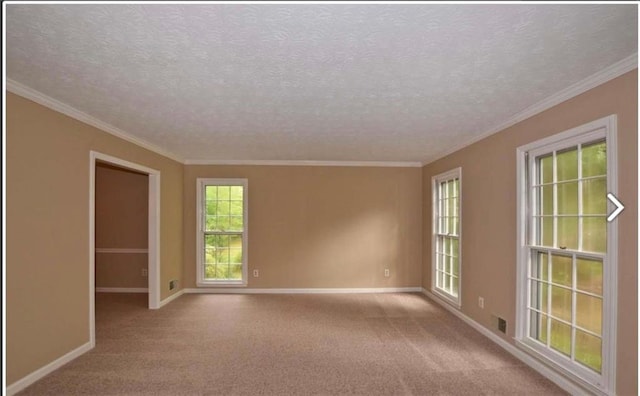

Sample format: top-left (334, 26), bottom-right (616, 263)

top-left (4, 3), bottom-right (638, 396)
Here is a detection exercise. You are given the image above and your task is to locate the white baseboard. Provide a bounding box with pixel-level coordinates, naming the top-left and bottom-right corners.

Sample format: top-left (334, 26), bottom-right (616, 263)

top-left (6, 341), bottom-right (93, 396)
top-left (159, 289), bottom-right (185, 308)
top-left (95, 287), bottom-right (148, 293)
top-left (184, 287), bottom-right (422, 294)
top-left (420, 288), bottom-right (588, 396)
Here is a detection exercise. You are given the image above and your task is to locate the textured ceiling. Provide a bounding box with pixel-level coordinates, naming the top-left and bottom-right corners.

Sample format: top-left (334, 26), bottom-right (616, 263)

top-left (5, 4), bottom-right (638, 163)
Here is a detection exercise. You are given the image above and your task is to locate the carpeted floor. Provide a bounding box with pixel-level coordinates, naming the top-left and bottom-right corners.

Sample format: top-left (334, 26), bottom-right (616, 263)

top-left (19, 292), bottom-right (565, 395)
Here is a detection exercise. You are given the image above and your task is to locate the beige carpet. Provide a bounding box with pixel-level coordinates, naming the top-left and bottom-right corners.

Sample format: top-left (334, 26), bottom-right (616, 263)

top-left (19, 292), bottom-right (565, 395)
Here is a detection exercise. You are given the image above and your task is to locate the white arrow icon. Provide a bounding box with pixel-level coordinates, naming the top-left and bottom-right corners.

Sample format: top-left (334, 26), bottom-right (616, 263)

top-left (607, 193), bottom-right (624, 222)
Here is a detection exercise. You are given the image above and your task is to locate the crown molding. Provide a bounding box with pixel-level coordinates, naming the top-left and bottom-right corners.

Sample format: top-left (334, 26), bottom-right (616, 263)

top-left (6, 79), bottom-right (184, 163)
top-left (422, 53), bottom-right (638, 166)
top-left (184, 159), bottom-right (423, 167)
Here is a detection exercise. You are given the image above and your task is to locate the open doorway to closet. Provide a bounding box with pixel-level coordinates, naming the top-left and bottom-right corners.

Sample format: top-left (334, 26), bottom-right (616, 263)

top-left (95, 162), bottom-right (149, 293)
top-left (89, 151), bottom-right (160, 346)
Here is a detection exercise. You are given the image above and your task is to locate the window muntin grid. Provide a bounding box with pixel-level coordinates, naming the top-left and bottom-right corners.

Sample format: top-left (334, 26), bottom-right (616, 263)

top-left (527, 140), bottom-right (606, 374)
top-left (197, 179), bottom-right (248, 285)
top-left (434, 175), bottom-right (460, 300)
top-left (203, 185), bottom-right (245, 281)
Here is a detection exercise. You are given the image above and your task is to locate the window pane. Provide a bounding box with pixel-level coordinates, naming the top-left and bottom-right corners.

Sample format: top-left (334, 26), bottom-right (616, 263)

top-left (205, 247), bottom-right (216, 264)
top-left (452, 238), bottom-right (459, 257)
top-left (205, 186), bottom-right (217, 200)
top-left (217, 216), bottom-right (230, 231)
top-left (539, 155), bottom-right (553, 184)
top-left (557, 148), bottom-right (578, 181)
top-left (582, 179), bottom-right (607, 215)
top-left (582, 141), bottom-right (606, 178)
top-left (539, 186), bottom-right (553, 216)
top-left (229, 264), bottom-right (243, 280)
top-left (540, 217), bottom-right (553, 247)
top-left (451, 256), bottom-right (459, 277)
top-left (575, 330), bottom-right (602, 373)
top-left (451, 277), bottom-right (458, 297)
top-left (444, 274), bottom-right (450, 291)
top-left (205, 215), bottom-right (217, 231)
top-left (557, 217), bottom-right (578, 250)
top-left (205, 264), bottom-right (216, 279)
top-left (550, 286), bottom-right (572, 322)
top-left (530, 281), bottom-right (548, 313)
top-left (530, 311), bottom-right (548, 344)
top-left (229, 216), bottom-right (244, 231)
top-left (206, 200), bottom-right (218, 215)
top-left (582, 217), bottom-right (606, 253)
top-left (531, 252), bottom-right (548, 281)
top-left (217, 201), bottom-right (230, 216)
top-left (550, 319), bottom-right (572, 356)
top-left (218, 186), bottom-right (231, 200)
top-left (230, 200), bottom-right (243, 216)
top-left (444, 254), bottom-right (450, 274)
top-left (557, 182), bottom-right (578, 215)
top-left (576, 293), bottom-right (602, 335)
top-left (577, 258), bottom-right (603, 295)
top-left (551, 254), bottom-right (572, 287)
top-left (230, 186), bottom-right (243, 200)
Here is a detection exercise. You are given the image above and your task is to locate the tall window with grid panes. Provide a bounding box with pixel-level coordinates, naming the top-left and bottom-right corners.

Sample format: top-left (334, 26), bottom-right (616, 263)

top-left (516, 116), bottom-right (617, 394)
top-left (432, 168), bottom-right (462, 306)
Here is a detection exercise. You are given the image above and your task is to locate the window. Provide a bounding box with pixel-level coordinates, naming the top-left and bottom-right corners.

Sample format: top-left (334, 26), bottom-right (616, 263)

top-left (516, 116), bottom-right (617, 394)
top-left (196, 178), bottom-right (248, 286)
top-left (432, 167), bottom-right (462, 306)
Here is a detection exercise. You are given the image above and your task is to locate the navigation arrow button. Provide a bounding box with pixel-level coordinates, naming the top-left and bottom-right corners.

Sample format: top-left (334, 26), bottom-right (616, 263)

top-left (607, 193), bottom-right (624, 222)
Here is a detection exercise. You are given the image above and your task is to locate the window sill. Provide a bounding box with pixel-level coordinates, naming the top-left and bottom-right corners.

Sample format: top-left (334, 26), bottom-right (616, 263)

top-left (196, 281), bottom-right (247, 288)
top-left (514, 338), bottom-right (609, 396)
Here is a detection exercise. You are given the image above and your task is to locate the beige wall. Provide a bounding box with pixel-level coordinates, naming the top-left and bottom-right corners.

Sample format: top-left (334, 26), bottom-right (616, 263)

top-left (6, 92), bottom-right (184, 384)
top-left (95, 163), bottom-right (148, 288)
top-left (183, 165), bottom-right (423, 288)
top-left (421, 70), bottom-right (637, 395)
top-left (6, 70), bottom-right (637, 394)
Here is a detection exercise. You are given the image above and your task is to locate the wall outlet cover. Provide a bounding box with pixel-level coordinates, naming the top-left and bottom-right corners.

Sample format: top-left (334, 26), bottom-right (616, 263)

top-left (498, 317), bottom-right (507, 333)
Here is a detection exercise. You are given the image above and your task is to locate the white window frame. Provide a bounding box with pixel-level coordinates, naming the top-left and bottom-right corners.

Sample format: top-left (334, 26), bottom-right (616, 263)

top-left (516, 115), bottom-right (617, 395)
top-left (431, 167), bottom-right (462, 307)
top-left (196, 178), bottom-right (249, 287)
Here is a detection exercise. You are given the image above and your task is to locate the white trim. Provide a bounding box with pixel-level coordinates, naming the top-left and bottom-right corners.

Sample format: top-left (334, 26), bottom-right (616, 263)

top-left (90, 150), bottom-right (162, 355)
top-left (7, 79), bottom-right (183, 163)
top-left (184, 287), bottom-right (422, 294)
top-left (421, 288), bottom-right (589, 396)
top-left (423, 54), bottom-right (637, 166)
top-left (95, 287), bottom-right (148, 293)
top-left (159, 289), bottom-right (185, 308)
top-left (147, 172), bottom-right (161, 309)
top-left (196, 178), bottom-right (249, 287)
top-left (185, 159), bottom-right (423, 167)
top-left (5, 342), bottom-right (93, 396)
top-left (95, 248), bottom-right (148, 254)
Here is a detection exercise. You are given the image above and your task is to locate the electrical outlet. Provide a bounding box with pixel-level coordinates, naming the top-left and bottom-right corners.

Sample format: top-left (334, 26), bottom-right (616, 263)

top-left (169, 279), bottom-right (178, 290)
top-left (384, 269), bottom-right (390, 277)
top-left (141, 268), bottom-right (148, 277)
top-left (478, 297), bottom-right (484, 309)
top-left (253, 269), bottom-right (259, 277)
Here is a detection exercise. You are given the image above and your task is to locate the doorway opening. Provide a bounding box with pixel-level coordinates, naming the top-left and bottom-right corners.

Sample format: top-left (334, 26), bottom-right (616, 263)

top-left (89, 151), bottom-right (160, 347)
